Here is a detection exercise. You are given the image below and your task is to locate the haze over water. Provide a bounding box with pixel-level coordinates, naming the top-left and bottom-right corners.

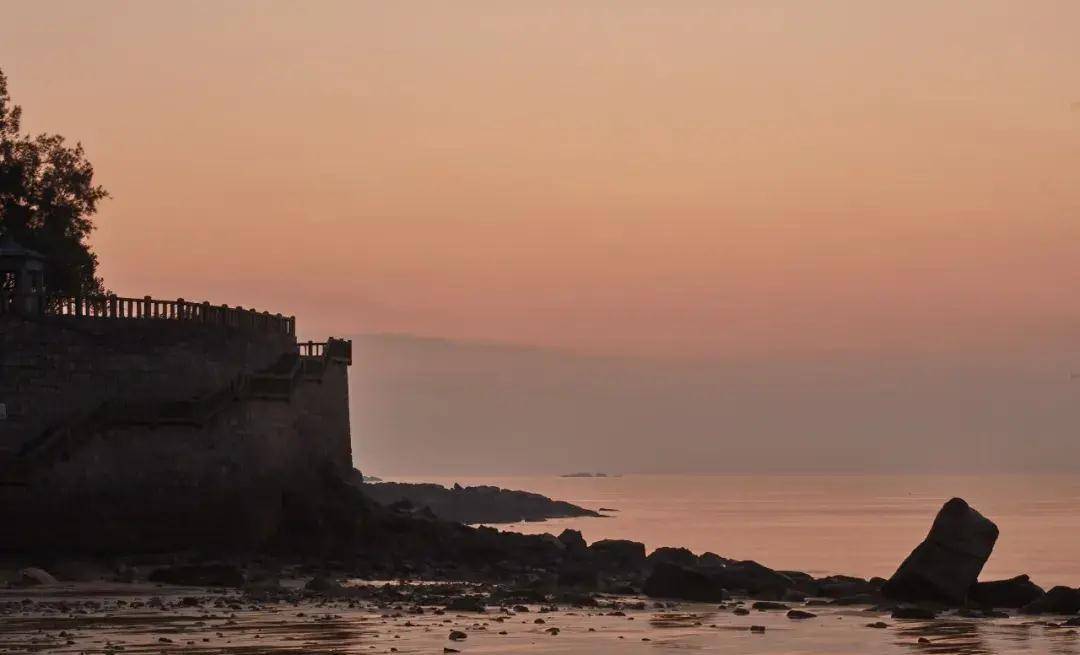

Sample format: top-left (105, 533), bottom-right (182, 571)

top-left (399, 473), bottom-right (1080, 588)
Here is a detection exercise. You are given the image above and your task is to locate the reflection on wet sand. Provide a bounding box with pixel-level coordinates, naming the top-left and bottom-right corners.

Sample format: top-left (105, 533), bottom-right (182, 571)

top-left (895, 618), bottom-right (1080, 655)
top-left (2, 585), bottom-right (1079, 655)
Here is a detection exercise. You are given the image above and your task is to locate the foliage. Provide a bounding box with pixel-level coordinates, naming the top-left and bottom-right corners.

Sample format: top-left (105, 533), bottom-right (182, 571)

top-left (0, 68), bottom-right (108, 296)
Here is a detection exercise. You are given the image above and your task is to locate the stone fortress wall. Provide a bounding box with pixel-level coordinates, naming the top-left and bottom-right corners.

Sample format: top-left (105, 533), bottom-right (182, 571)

top-left (0, 310), bottom-right (353, 553)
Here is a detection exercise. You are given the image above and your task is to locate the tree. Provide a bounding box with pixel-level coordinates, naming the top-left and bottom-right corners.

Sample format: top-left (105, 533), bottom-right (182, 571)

top-left (0, 68), bottom-right (109, 297)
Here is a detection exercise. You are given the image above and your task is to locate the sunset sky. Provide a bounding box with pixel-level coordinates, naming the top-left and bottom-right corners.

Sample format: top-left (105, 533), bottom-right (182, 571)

top-left (3, 1), bottom-right (1079, 359)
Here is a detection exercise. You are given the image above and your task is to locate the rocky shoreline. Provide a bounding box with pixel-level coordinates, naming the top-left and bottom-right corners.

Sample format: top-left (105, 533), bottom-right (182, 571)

top-left (3, 495), bottom-right (1079, 652)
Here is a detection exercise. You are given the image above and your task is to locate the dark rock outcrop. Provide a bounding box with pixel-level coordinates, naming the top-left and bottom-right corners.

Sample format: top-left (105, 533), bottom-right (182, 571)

top-left (816, 575), bottom-right (880, 599)
top-left (1021, 586), bottom-right (1080, 615)
top-left (646, 547), bottom-right (700, 569)
top-left (589, 539), bottom-right (647, 571)
top-left (882, 498), bottom-right (998, 605)
top-left (969, 575), bottom-right (1044, 609)
top-left (557, 529), bottom-right (587, 552)
top-left (643, 562), bottom-right (728, 601)
top-left (704, 560), bottom-right (794, 598)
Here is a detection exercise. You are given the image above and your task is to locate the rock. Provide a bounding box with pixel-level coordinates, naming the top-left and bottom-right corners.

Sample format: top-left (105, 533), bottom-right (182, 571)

top-left (646, 547), bottom-right (700, 569)
top-left (816, 575), bottom-right (879, 599)
top-left (882, 498), bottom-right (998, 605)
top-left (589, 539), bottom-right (647, 570)
top-left (733, 607), bottom-right (750, 615)
top-left (557, 529), bottom-right (587, 551)
top-left (148, 564), bottom-right (245, 588)
top-left (700, 552), bottom-right (733, 567)
top-left (557, 564), bottom-right (599, 589)
top-left (787, 609), bottom-right (817, 619)
top-left (448, 630), bottom-right (467, 641)
top-left (749, 625), bottom-right (766, 633)
top-left (545, 627), bottom-right (560, 635)
top-left (706, 561), bottom-right (794, 597)
top-left (830, 594), bottom-right (879, 606)
top-left (891, 606), bottom-right (938, 620)
top-left (866, 621), bottom-right (889, 628)
top-left (13, 567), bottom-right (57, 587)
top-left (304, 575), bottom-right (344, 594)
top-left (643, 563), bottom-right (728, 602)
top-left (445, 595), bottom-right (487, 612)
top-left (1021, 586), bottom-right (1080, 615)
top-left (751, 601), bottom-right (789, 611)
top-left (969, 575), bottom-right (1044, 608)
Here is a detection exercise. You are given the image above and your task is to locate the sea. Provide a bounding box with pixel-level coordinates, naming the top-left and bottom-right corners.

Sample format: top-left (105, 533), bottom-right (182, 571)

top-left (392, 473), bottom-right (1080, 588)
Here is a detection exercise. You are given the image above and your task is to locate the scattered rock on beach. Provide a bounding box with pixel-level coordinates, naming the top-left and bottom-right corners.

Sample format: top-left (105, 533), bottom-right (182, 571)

top-left (445, 595), bottom-right (487, 612)
top-left (970, 575), bottom-right (1044, 609)
top-left (751, 601), bottom-right (789, 611)
top-left (304, 575), bottom-right (344, 595)
top-left (787, 609), bottom-right (817, 619)
top-left (882, 498), bottom-right (998, 605)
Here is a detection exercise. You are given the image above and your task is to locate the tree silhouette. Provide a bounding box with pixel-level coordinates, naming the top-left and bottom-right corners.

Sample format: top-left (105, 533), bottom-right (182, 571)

top-left (0, 68), bottom-right (109, 296)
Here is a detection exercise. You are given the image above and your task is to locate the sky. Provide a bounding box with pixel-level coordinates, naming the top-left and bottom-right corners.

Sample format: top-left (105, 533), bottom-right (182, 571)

top-left (3, 2), bottom-right (1080, 473)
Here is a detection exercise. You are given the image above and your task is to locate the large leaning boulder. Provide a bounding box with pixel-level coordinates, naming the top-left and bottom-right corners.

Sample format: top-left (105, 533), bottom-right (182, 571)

top-left (882, 498), bottom-right (998, 605)
top-left (970, 575), bottom-right (1044, 609)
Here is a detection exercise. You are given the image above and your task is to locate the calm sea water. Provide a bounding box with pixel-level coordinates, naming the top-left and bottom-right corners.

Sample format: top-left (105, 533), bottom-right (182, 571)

top-left (392, 474), bottom-right (1080, 588)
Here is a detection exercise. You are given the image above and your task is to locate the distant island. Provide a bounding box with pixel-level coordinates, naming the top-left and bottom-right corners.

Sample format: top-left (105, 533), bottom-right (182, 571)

top-left (561, 472), bottom-right (610, 478)
top-left (361, 481), bottom-right (602, 524)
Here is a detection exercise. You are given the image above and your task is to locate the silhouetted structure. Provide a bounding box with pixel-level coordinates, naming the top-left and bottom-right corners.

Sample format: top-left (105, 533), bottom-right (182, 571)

top-left (0, 263), bottom-right (354, 553)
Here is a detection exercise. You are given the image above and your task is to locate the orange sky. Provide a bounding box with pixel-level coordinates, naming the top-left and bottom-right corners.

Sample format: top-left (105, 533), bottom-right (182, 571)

top-left (3, 1), bottom-right (1079, 357)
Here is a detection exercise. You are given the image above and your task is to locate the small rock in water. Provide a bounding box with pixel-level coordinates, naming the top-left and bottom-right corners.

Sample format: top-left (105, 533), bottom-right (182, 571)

top-left (866, 621), bottom-right (889, 629)
top-left (448, 630), bottom-right (467, 641)
top-left (750, 625), bottom-right (766, 633)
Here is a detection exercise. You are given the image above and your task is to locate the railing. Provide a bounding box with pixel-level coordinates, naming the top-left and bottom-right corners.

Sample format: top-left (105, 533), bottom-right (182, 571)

top-left (298, 338), bottom-right (352, 364)
top-left (0, 291), bottom-right (295, 336)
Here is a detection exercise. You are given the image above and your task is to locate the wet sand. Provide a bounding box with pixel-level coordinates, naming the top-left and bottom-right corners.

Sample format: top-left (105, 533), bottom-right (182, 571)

top-left (1, 582), bottom-right (1077, 654)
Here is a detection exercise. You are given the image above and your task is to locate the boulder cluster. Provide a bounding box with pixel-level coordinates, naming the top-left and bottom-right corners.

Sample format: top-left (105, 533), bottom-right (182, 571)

top-left (635, 497), bottom-right (1080, 617)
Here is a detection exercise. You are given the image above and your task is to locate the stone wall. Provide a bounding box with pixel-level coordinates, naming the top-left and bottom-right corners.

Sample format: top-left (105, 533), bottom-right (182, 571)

top-left (0, 315), bottom-right (295, 453)
top-left (0, 316), bottom-right (354, 553)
